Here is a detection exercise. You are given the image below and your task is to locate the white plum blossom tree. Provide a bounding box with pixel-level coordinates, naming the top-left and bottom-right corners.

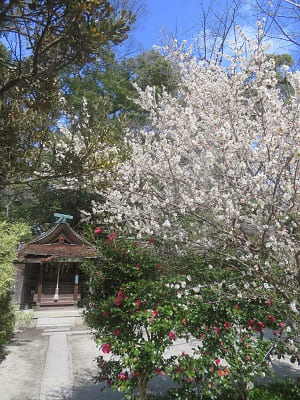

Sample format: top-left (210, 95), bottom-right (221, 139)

top-left (91, 33), bottom-right (300, 352)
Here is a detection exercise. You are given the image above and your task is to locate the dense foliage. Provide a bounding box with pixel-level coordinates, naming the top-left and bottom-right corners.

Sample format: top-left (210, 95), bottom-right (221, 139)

top-left (84, 230), bottom-right (295, 400)
top-left (0, 220), bottom-right (30, 360)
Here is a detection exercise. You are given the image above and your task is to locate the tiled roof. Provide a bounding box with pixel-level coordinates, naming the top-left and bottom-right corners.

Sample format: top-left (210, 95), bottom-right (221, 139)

top-left (18, 222), bottom-right (97, 263)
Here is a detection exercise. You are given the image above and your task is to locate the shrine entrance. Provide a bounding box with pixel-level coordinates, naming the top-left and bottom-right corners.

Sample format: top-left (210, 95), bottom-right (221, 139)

top-left (33, 262), bottom-right (81, 307)
top-left (15, 214), bottom-right (97, 309)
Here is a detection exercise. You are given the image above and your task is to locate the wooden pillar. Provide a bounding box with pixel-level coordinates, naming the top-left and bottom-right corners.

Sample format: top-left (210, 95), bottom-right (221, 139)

top-left (37, 264), bottom-right (43, 308)
top-left (74, 265), bottom-right (79, 306)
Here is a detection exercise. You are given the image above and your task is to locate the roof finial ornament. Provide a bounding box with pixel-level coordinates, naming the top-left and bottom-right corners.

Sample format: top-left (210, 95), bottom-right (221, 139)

top-left (54, 213), bottom-right (73, 224)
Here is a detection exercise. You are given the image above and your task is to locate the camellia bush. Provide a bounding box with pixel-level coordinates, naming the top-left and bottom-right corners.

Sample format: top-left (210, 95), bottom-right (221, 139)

top-left (88, 26), bottom-right (300, 367)
top-left (84, 232), bottom-right (188, 400)
top-left (0, 219), bottom-right (30, 360)
top-left (84, 231), bottom-right (291, 400)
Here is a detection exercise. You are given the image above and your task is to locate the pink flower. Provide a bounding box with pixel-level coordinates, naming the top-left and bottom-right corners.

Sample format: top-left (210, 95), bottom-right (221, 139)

top-left (267, 315), bottom-right (276, 323)
top-left (248, 319), bottom-right (254, 327)
top-left (258, 321), bottom-right (265, 328)
top-left (149, 317), bottom-right (153, 323)
top-left (215, 358), bottom-right (221, 366)
top-left (118, 373), bottom-right (127, 381)
top-left (149, 237), bottom-right (156, 243)
top-left (215, 327), bottom-right (221, 335)
top-left (266, 299), bottom-right (273, 307)
top-left (155, 367), bottom-right (166, 375)
top-left (135, 299), bottom-right (141, 307)
top-left (279, 322), bottom-right (285, 327)
top-left (108, 232), bottom-right (117, 241)
top-left (136, 263), bottom-right (141, 269)
top-left (113, 297), bottom-right (123, 306)
top-left (131, 370), bottom-right (139, 378)
top-left (152, 309), bottom-right (158, 317)
top-left (114, 329), bottom-right (121, 337)
top-left (155, 263), bottom-right (162, 270)
top-left (94, 227), bottom-right (102, 234)
top-left (102, 343), bottom-right (111, 353)
top-left (224, 321), bottom-right (231, 331)
top-left (168, 331), bottom-right (176, 340)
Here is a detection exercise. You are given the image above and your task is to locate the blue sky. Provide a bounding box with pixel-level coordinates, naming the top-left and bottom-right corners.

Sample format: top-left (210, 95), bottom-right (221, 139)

top-left (130, 0), bottom-right (300, 62)
top-left (132, 0), bottom-right (199, 51)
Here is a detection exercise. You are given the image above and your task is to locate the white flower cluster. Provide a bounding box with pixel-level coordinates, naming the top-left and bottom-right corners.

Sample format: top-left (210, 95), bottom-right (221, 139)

top-left (92, 38), bottom-right (300, 306)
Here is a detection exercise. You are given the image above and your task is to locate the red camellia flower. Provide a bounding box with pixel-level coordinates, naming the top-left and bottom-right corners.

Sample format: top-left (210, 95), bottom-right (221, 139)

top-left (279, 322), bottom-right (285, 327)
top-left (168, 331), bottom-right (176, 340)
top-left (136, 263), bottom-right (141, 269)
top-left (224, 321), bottom-right (231, 330)
top-left (248, 319), bottom-right (254, 327)
top-left (152, 309), bottom-right (158, 317)
top-left (266, 299), bottom-right (273, 307)
top-left (155, 263), bottom-right (162, 270)
top-left (131, 370), bottom-right (139, 378)
top-left (257, 321), bottom-right (265, 331)
top-left (102, 343), bottom-right (111, 353)
top-left (118, 373), bottom-right (127, 381)
top-left (114, 290), bottom-right (124, 306)
top-left (108, 232), bottom-right (117, 241)
top-left (135, 299), bottom-right (141, 307)
top-left (114, 329), bottom-right (121, 336)
top-left (215, 358), bottom-right (221, 366)
top-left (113, 297), bottom-right (123, 306)
top-left (149, 237), bottom-right (156, 243)
top-left (94, 227), bottom-right (102, 234)
top-left (267, 315), bottom-right (276, 322)
top-left (215, 327), bottom-right (221, 335)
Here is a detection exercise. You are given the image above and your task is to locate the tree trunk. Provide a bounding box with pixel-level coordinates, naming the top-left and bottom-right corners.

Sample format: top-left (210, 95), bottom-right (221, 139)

top-left (238, 381), bottom-right (250, 400)
top-left (137, 377), bottom-right (148, 400)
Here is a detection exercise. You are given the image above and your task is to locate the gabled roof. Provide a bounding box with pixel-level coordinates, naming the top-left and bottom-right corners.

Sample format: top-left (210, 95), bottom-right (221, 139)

top-left (18, 222), bottom-right (97, 263)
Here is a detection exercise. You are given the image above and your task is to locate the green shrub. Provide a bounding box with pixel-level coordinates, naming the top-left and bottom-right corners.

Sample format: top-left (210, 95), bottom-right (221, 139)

top-left (0, 220), bottom-right (30, 360)
top-left (250, 378), bottom-right (300, 400)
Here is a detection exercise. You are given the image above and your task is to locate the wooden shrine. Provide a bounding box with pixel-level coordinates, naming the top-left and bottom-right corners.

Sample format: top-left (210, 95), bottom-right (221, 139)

top-left (14, 214), bottom-right (97, 309)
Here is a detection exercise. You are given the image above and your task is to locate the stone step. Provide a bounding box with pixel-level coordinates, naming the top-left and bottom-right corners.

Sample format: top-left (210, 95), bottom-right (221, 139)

top-left (37, 316), bottom-right (76, 327)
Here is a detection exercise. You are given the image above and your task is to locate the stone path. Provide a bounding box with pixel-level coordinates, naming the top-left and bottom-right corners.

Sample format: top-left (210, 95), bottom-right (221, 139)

top-left (40, 330), bottom-right (71, 400)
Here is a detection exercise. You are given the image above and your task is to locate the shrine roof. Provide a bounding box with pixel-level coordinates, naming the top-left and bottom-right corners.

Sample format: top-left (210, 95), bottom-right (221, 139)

top-left (18, 222), bottom-right (97, 263)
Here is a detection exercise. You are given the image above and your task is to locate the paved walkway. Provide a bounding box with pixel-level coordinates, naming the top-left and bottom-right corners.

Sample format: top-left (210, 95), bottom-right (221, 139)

top-left (0, 313), bottom-right (299, 400)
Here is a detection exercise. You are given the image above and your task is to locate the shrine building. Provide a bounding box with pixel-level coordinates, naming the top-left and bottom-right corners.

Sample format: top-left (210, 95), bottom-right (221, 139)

top-left (14, 214), bottom-right (97, 309)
